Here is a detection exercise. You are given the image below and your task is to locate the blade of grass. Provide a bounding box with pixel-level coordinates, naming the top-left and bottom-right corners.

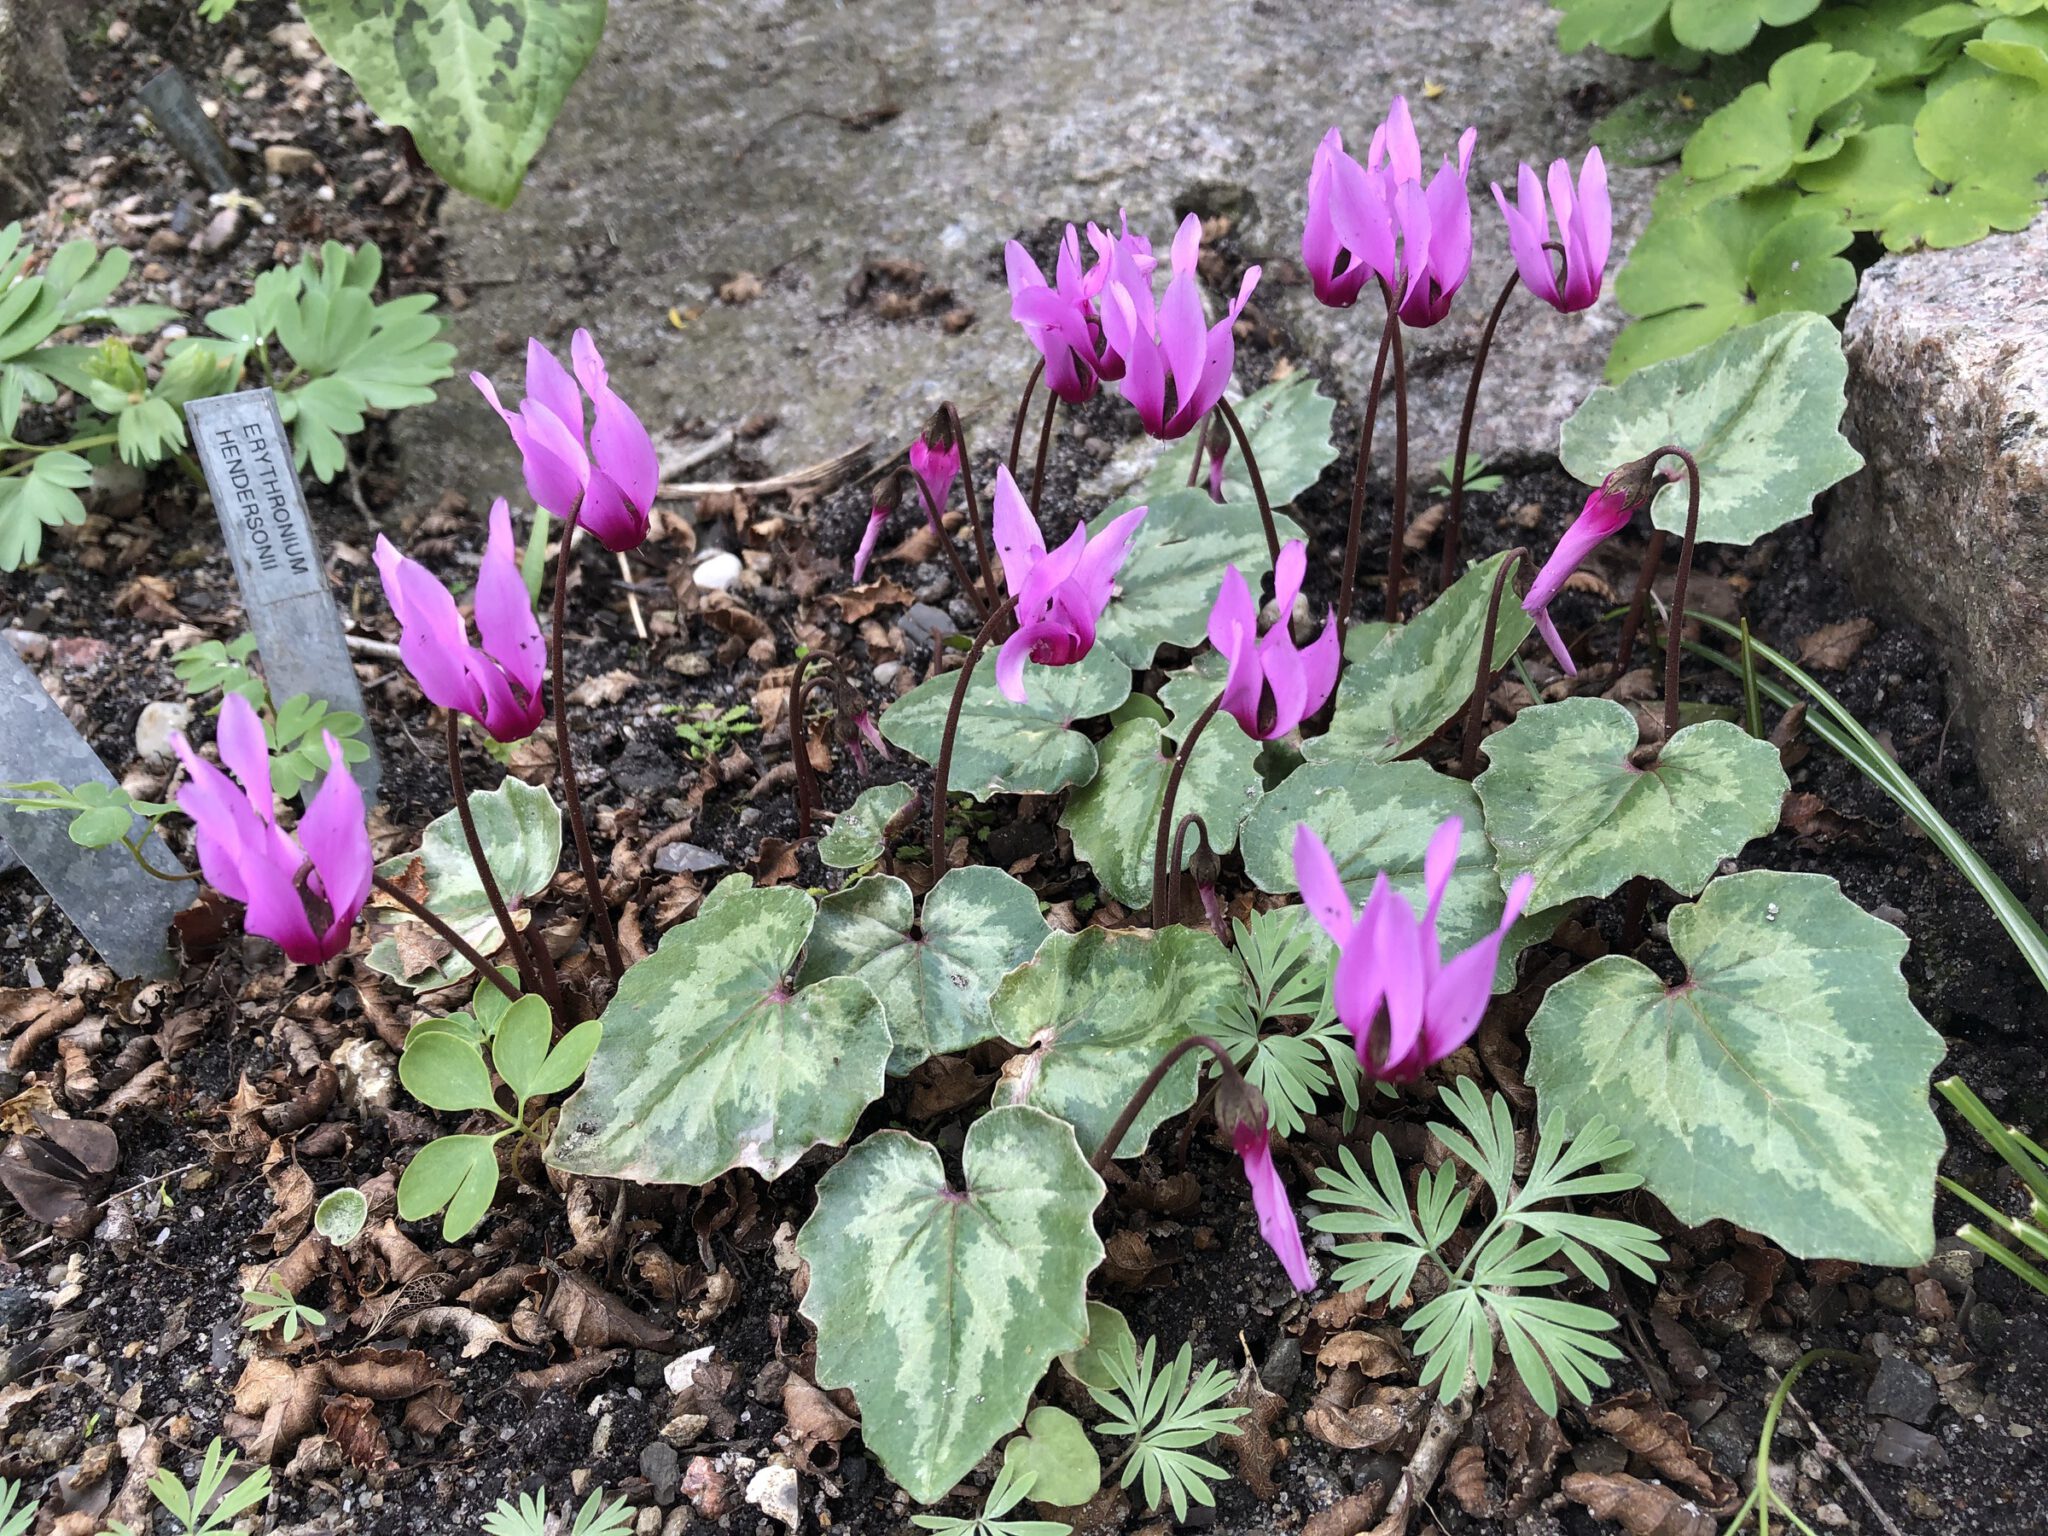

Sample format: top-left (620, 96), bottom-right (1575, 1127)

top-left (1739, 618), bottom-right (1764, 740)
top-left (1682, 614), bottom-right (2048, 999)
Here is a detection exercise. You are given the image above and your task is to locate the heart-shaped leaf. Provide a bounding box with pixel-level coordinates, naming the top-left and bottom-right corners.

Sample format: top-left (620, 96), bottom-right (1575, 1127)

top-left (1307, 550), bottom-right (1534, 768)
top-left (1060, 706), bottom-right (1264, 908)
top-left (547, 883), bottom-right (890, 1185)
top-left (878, 645), bottom-right (1131, 800)
top-left (992, 925), bottom-right (1239, 1158)
top-left (798, 868), bottom-right (1049, 1075)
top-left (1003, 1407), bottom-right (1103, 1508)
top-left (298, 0), bottom-right (607, 208)
top-left (1475, 698), bottom-right (1788, 911)
top-left (1090, 488), bottom-right (1300, 669)
top-left (818, 781), bottom-right (916, 869)
top-left (398, 1031), bottom-right (497, 1115)
top-left (1060, 1301), bottom-right (1138, 1391)
top-left (798, 1105), bottom-right (1104, 1504)
top-left (1528, 871), bottom-right (1944, 1265)
top-left (1127, 374), bottom-right (1339, 512)
top-left (1562, 310), bottom-right (1865, 545)
top-left (365, 778), bottom-right (562, 989)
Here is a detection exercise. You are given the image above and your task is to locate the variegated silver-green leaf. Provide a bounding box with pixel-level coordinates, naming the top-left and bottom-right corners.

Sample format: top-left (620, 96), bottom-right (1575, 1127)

top-left (797, 868), bottom-right (1049, 1075)
top-left (1059, 706), bottom-right (1263, 907)
top-left (818, 781), bottom-right (916, 870)
top-left (1306, 550), bottom-right (1534, 767)
top-left (364, 777), bottom-right (561, 989)
top-left (878, 645), bottom-right (1130, 800)
top-left (1528, 871), bottom-right (1943, 1265)
top-left (992, 925), bottom-right (1239, 1158)
top-left (546, 884), bottom-right (889, 1185)
top-left (1475, 698), bottom-right (1788, 910)
top-left (798, 1105), bottom-right (1104, 1504)
top-left (1240, 759), bottom-right (1552, 992)
top-left (1127, 374), bottom-right (1338, 511)
top-left (1558, 310), bottom-right (1864, 546)
top-left (1090, 488), bottom-right (1302, 669)
top-left (299, 0), bottom-right (607, 208)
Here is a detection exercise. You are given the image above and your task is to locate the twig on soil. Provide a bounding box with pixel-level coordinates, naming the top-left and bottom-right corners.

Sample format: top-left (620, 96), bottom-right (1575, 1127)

top-left (344, 634), bottom-right (403, 661)
top-left (616, 552), bottom-right (649, 640)
top-left (1364, 1365), bottom-right (1477, 1536)
top-left (1785, 1389), bottom-right (1907, 1536)
top-left (657, 443), bottom-right (870, 503)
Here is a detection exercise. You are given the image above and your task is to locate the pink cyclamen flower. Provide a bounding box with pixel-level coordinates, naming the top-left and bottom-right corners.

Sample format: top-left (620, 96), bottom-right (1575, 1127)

top-left (1493, 147), bottom-right (1611, 313)
top-left (908, 421), bottom-right (961, 531)
top-left (1099, 213), bottom-right (1260, 441)
top-left (1293, 818), bottom-right (1534, 1083)
top-left (1004, 215), bottom-right (1152, 404)
top-left (375, 498), bottom-right (547, 743)
top-left (990, 464), bottom-right (1145, 703)
top-left (1302, 129), bottom-right (1375, 308)
top-left (1327, 100), bottom-right (1478, 329)
top-left (471, 330), bottom-right (659, 553)
top-left (1209, 540), bottom-right (1339, 740)
top-left (850, 473), bottom-right (906, 584)
top-left (1233, 1117), bottom-right (1316, 1292)
top-left (171, 692), bottom-right (371, 967)
top-left (1524, 458), bottom-right (1660, 675)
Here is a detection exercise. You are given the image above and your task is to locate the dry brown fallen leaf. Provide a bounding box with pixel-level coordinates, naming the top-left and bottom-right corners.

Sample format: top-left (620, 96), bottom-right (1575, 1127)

top-left (1300, 1488), bottom-right (1387, 1536)
top-left (226, 1356), bottom-right (325, 1463)
top-left (321, 1393), bottom-right (394, 1472)
top-left (509, 1349), bottom-right (624, 1406)
top-left (570, 668), bottom-right (641, 707)
top-left (1482, 1374), bottom-right (1569, 1517)
top-left (1586, 1392), bottom-right (1738, 1510)
top-left (1226, 1360), bottom-right (1287, 1500)
top-left (1562, 1471), bottom-right (1718, 1536)
top-left (781, 1373), bottom-right (857, 1470)
top-left (1316, 1330), bottom-right (1408, 1379)
top-left (905, 1055), bottom-right (990, 1120)
top-left (1444, 1441), bottom-right (1495, 1518)
top-left (0, 1111), bottom-right (118, 1227)
top-left (1795, 615), bottom-right (1877, 671)
top-left (259, 1158), bottom-right (316, 1254)
top-left (1303, 1383), bottom-right (1428, 1452)
top-left (540, 1261), bottom-right (675, 1351)
top-left (828, 577), bottom-right (913, 623)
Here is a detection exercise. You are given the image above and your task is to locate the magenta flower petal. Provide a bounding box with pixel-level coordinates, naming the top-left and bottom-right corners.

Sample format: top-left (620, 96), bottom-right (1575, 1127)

top-left (526, 338), bottom-right (586, 448)
top-left (1291, 823), bottom-right (1355, 947)
top-left (851, 504), bottom-right (887, 583)
top-left (982, 488), bottom-right (1140, 703)
top-left (575, 464), bottom-right (649, 553)
top-left (1531, 605), bottom-right (1579, 677)
top-left (991, 466), bottom-right (1048, 599)
top-left (513, 399), bottom-right (590, 519)
top-left (1297, 609), bottom-right (1340, 722)
top-left (215, 688), bottom-right (275, 817)
top-left (472, 500), bottom-right (548, 738)
top-left (1419, 872), bottom-right (1534, 1063)
top-left (296, 732), bottom-right (372, 958)
top-left (1069, 505), bottom-right (1147, 617)
top-left (1234, 1121), bottom-right (1315, 1292)
top-left (1205, 538), bottom-right (1327, 741)
top-left (375, 534), bottom-right (475, 716)
top-left (1208, 563), bottom-right (1262, 733)
top-left (1522, 476), bottom-right (1643, 672)
top-left (908, 437), bottom-right (960, 525)
top-left (995, 623), bottom-right (1056, 703)
top-left (1421, 815), bottom-right (1463, 936)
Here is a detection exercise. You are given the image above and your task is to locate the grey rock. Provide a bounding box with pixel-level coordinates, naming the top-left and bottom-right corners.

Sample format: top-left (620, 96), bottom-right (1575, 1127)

top-left (1924, 1240), bottom-right (1979, 1298)
top-left (397, 0), bottom-right (1655, 507)
top-left (1747, 1332), bottom-right (1803, 1372)
top-left (1864, 1354), bottom-right (1939, 1427)
top-left (1830, 213), bottom-right (2048, 884)
top-left (1965, 1300), bottom-right (2005, 1353)
top-left (134, 699), bottom-right (193, 763)
top-left (1872, 1274), bottom-right (1916, 1314)
top-left (898, 603), bottom-right (957, 649)
top-left (654, 841), bottom-right (728, 875)
top-left (1259, 1335), bottom-right (1302, 1398)
top-left (1867, 1418), bottom-right (1946, 1471)
top-left (191, 206), bottom-right (246, 258)
top-left (263, 144), bottom-right (319, 177)
top-left (641, 1440), bottom-right (681, 1506)
top-left (0, 1), bottom-right (67, 222)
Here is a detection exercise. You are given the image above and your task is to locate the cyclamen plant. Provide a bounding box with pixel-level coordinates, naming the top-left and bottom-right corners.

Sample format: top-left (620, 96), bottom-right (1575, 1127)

top-left (152, 94), bottom-right (1940, 1522)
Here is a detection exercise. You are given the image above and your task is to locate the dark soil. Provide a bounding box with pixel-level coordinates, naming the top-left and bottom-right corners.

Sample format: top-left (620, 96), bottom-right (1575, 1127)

top-left (0, 5), bottom-right (2043, 1536)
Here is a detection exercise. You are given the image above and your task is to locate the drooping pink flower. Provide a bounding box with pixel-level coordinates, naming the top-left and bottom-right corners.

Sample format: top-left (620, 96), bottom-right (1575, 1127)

top-left (1302, 128), bottom-right (1375, 309)
top-left (1524, 459), bottom-right (1659, 675)
top-left (1493, 148), bottom-right (1611, 314)
top-left (1233, 1117), bottom-right (1315, 1292)
top-left (1293, 818), bottom-right (1534, 1083)
top-left (375, 499), bottom-right (547, 743)
top-left (171, 693), bottom-right (371, 967)
top-left (850, 474), bottom-right (904, 584)
top-left (989, 465), bottom-right (1145, 702)
top-left (1098, 214), bottom-right (1260, 441)
top-left (1325, 100), bottom-right (1478, 329)
top-left (471, 330), bottom-right (659, 553)
top-left (1004, 215), bottom-right (1153, 405)
top-left (908, 419), bottom-right (961, 531)
top-left (1209, 540), bottom-right (1339, 741)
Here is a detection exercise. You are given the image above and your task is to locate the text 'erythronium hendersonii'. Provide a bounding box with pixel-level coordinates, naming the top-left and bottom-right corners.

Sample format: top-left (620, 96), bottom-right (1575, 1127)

top-left (1209, 539), bottom-right (1339, 740)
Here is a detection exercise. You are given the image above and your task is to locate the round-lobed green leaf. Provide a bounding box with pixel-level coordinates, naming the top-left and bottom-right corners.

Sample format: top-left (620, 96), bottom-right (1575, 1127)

top-left (398, 1030), bottom-right (498, 1115)
top-left (1002, 1407), bottom-right (1102, 1508)
top-left (818, 781), bottom-right (916, 870)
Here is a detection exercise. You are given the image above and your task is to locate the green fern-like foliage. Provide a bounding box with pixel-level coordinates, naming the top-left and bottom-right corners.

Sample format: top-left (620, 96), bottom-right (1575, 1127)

top-left (482, 1486), bottom-right (631, 1536)
top-left (0, 1478), bottom-right (38, 1536)
top-left (1086, 1335), bottom-right (1246, 1520)
top-left (1210, 907), bottom-right (1369, 1139)
top-left (911, 1461), bottom-right (1073, 1536)
top-left (1309, 1078), bottom-right (1666, 1416)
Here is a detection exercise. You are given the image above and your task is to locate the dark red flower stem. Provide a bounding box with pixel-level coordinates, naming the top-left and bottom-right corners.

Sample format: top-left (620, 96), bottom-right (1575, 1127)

top-left (1184, 409), bottom-right (1210, 487)
top-left (550, 511), bottom-right (625, 984)
top-left (928, 592), bottom-right (1021, 879)
top-left (1213, 397), bottom-right (1281, 568)
top-left (1657, 447), bottom-right (1703, 744)
top-left (1167, 811), bottom-right (1212, 931)
top-left (1092, 1032), bottom-right (1249, 1173)
top-left (445, 710), bottom-right (545, 1006)
top-left (1438, 270), bottom-right (1520, 589)
top-left (1335, 297), bottom-right (1397, 647)
top-left (1007, 357), bottom-right (1045, 473)
top-left (373, 874), bottom-right (520, 1003)
top-left (1614, 529), bottom-right (1668, 678)
top-left (1027, 391), bottom-right (1059, 517)
top-left (1383, 297), bottom-right (1410, 625)
top-left (1150, 690), bottom-right (1226, 921)
top-left (912, 470), bottom-right (992, 623)
top-left (945, 402), bottom-right (1000, 616)
top-left (1456, 547), bottom-right (1529, 780)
